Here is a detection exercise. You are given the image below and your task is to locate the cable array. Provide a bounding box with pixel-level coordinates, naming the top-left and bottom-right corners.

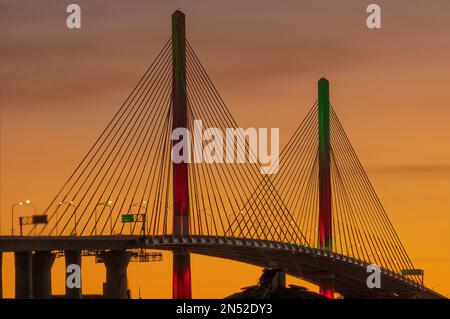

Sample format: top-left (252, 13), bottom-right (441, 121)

top-left (33, 37), bottom-right (419, 282)
top-left (34, 39), bottom-right (307, 246)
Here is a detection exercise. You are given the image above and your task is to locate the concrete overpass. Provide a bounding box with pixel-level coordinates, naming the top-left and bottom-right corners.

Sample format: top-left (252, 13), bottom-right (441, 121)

top-left (0, 235), bottom-right (445, 299)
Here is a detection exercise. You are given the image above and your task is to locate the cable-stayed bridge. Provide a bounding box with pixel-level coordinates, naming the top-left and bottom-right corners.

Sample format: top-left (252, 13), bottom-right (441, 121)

top-left (0, 10), bottom-right (444, 299)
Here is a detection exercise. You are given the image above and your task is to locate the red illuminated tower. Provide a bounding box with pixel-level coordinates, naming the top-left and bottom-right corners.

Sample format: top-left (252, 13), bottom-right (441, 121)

top-left (318, 78), bottom-right (334, 298)
top-left (171, 10), bottom-right (192, 299)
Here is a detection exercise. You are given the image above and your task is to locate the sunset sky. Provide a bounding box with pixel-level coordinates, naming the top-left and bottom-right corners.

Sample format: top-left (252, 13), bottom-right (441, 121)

top-left (1, 0), bottom-right (449, 298)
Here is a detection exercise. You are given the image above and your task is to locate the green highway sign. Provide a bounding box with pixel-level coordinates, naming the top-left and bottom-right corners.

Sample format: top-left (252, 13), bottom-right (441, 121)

top-left (32, 215), bottom-right (48, 224)
top-left (121, 214), bottom-right (135, 223)
top-left (401, 269), bottom-right (424, 276)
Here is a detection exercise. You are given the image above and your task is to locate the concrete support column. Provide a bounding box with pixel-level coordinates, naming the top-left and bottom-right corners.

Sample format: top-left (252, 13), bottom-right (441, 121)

top-left (103, 250), bottom-right (132, 299)
top-left (0, 252), bottom-right (3, 299)
top-left (65, 250), bottom-right (82, 298)
top-left (14, 251), bottom-right (33, 298)
top-left (32, 251), bottom-right (56, 299)
top-left (319, 272), bottom-right (334, 299)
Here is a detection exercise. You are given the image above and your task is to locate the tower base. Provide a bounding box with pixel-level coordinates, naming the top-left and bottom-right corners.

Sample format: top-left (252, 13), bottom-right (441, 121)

top-left (172, 249), bottom-right (192, 299)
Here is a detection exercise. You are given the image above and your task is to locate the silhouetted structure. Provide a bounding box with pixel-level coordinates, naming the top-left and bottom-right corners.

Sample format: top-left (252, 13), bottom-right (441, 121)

top-left (226, 269), bottom-right (325, 299)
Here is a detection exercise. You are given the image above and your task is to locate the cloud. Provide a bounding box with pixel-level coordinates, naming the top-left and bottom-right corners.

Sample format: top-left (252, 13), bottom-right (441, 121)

top-left (369, 165), bottom-right (450, 177)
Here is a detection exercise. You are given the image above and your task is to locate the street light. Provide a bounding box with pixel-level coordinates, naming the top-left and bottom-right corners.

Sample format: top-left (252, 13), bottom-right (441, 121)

top-left (57, 201), bottom-right (77, 235)
top-left (123, 201), bottom-right (147, 235)
top-left (95, 200), bottom-right (113, 235)
top-left (11, 199), bottom-right (36, 235)
top-left (132, 201), bottom-right (147, 235)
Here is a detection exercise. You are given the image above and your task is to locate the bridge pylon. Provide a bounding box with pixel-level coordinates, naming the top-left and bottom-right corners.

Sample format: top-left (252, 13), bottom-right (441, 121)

top-left (171, 10), bottom-right (192, 299)
top-left (318, 77), bottom-right (334, 298)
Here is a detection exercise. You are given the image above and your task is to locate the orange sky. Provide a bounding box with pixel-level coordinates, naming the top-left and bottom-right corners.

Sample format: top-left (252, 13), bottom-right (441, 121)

top-left (1, 0), bottom-right (449, 298)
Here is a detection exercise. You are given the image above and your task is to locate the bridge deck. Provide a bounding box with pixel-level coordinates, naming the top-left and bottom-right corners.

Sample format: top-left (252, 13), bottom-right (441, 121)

top-left (0, 235), bottom-right (444, 299)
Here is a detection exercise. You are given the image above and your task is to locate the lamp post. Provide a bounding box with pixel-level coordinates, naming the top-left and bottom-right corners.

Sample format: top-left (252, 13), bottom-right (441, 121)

top-left (11, 199), bottom-right (36, 235)
top-left (58, 201), bottom-right (77, 235)
top-left (129, 201), bottom-right (147, 235)
top-left (95, 200), bottom-right (113, 235)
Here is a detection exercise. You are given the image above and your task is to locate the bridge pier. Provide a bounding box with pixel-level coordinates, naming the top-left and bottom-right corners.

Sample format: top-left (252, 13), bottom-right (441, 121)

top-left (0, 252), bottom-right (3, 299)
top-left (319, 272), bottom-right (334, 299)
top-left (102, 250), bottom-right (132, 299)
top-left (65, 250), bottom-right (82, 298)
top-left (32, 251), bottom-right (55, 298)
top-left (173, 249), bottom-right (192, 298)
top-left (14, 251), bottom-right (33, 298)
